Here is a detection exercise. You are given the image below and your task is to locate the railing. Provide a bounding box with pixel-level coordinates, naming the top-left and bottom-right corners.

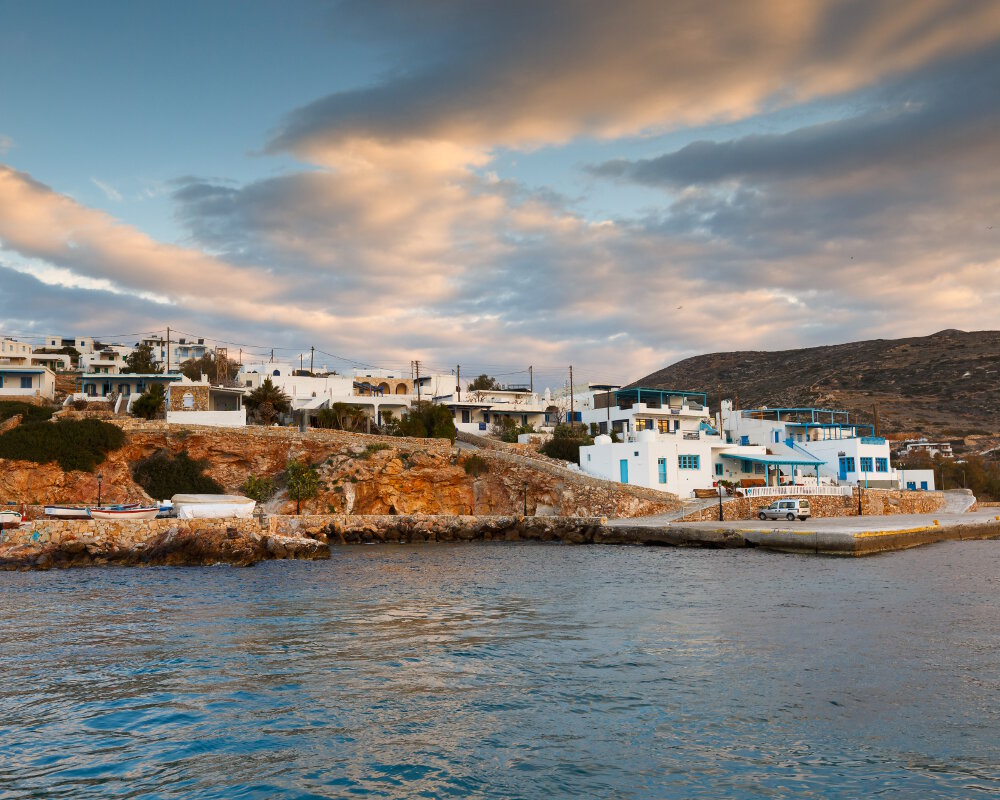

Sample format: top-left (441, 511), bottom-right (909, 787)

top-left (743, 485), bottom-right (853, 498)
top-left (861, 436), bottom-right (886, 444)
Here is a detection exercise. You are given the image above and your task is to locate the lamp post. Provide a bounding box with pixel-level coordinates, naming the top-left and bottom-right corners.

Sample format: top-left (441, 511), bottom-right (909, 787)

top-left (97, 474), bottom-right (102, 508)
top-left (718, 482), bottom-right (725, 522)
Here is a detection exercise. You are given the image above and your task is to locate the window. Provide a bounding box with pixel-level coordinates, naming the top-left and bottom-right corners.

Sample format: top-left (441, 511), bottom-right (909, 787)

top-left (657, 458), bottom-right (667, 484)
top-left (920, 481), bottom-right (928, 490)
top-left (657, 419), bottom-right (671, 433)
top-left (678, 454), bottom-right (699, 470)
top-left (844, 458), bottom-right (856, 473)
top-left (587, 454), bottom-right (591, 462)
top-left (714, 463), bottom-right (723, 476)
top-left (20, 376), bottom-right (31, 389)
top-left (755, 463), bottom-right (765, 475)
top-left (0, 375), bottom-right (3, 388)
top-left (907, 482), bottom-right (916, 490)
top-left (634, 451), bottom-right (639, 457)
top-left (859, 457), bottom-right (873, 472)
top-left (182, 392), bottom-right (195, 409)
top-left (774, 431), bottom-right (780, 443)
top-left (742, 460), bottom-right (753, 473)
top-left (875, 457), bottom-right (888, 472)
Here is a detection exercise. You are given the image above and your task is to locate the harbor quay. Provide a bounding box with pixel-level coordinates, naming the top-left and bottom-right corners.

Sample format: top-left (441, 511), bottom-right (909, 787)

top-left (3, 509), bottom-right (1000, 569)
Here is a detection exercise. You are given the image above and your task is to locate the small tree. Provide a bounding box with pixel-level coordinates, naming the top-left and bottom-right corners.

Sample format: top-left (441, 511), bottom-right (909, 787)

top-left (246, 378), bottom-right (291, 425)
top-left (540, 423), bottom-right (594, 464)
top-left (316, 403), bottom-right (368, 431)
top-left (468, 374), bottom-right (500, 392)
top-left (395, 401), bottom-right (456, 442)
top-left (131, 383), bottom-right (166, 420)
top-left (123, 343), bottom-right (163, 374)
top-left (242, 474), bottom-right (276, 504)
top-left (286, 458), bottom-right (319, 514)
top-left (180, 354), bottom-right (239, 384)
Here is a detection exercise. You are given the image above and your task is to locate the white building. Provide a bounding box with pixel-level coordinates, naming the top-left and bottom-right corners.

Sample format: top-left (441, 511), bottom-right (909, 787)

top-left (44, 335), bottom-right (96, 354)
top-left (165, 376), bottom-right (246, 428)
top-left (71, 372), bottom-right (183, 412)
top-left (899, 439), bottom-right (954, 459)
top-left (721, 401), bottom-right (899, 489)
top-left (79, 346), bottom-right (129, 375)
top-left (437, 387), bottom-right (550, 434)
top-left (897, 468), bottom-right (936, 491)
top-left (579, 387), bottom-right (715, 438)
top-left (0, 366), bottom-right (56, 401)
top-left (139, 336), bottom-right (211, 370)
top-left (0, 337), bottom-right (33, 366)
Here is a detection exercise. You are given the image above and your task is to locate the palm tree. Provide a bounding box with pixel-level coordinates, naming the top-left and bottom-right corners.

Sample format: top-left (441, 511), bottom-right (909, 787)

top-left (245, 378), bottom-right (291, 425)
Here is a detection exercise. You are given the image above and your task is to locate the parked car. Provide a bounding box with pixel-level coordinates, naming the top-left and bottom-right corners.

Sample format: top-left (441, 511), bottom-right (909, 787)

top-left (758, 499), bottom-right (811, 521)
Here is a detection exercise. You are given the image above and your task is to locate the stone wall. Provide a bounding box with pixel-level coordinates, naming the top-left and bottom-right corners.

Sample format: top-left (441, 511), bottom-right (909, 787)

top-left (167, 384), bottom-right (210, 411)
top-left (679, 489), bottom-right (946, 521)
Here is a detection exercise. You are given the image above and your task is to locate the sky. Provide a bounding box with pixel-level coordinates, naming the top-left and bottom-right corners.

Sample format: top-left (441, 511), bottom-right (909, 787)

top-left (1, 0), bottom-right (999, 391)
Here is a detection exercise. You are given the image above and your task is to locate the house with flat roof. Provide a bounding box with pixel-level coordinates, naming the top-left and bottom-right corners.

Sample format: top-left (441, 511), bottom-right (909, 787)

top-left (720, 401), bottom-right (899, 489)
top-left (165, 377), bottom-right (246, 427)
top-left (0, 366), bottom-right (56, 401)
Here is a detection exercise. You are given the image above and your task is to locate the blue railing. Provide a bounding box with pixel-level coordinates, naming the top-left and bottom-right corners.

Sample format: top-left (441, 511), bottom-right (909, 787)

top-left (860, 436), bottom-right (886, 444)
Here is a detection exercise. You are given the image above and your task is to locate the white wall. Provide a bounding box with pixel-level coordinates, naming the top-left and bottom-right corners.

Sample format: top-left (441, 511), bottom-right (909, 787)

top-left (166, 409), bottom-right (247, 428)
top-left (897, 468), bottom-right (936, 491)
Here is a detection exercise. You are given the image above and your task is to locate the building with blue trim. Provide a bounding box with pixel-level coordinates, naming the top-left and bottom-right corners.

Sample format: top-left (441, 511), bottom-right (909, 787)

top-left (720, 401), bottom-right (901, 489)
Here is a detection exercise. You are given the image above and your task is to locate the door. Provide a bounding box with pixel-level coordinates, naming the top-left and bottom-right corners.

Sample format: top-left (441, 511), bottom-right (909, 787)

top-left (838, 457), bottom-right (848, 481)
top-left (619, 459), bottom-right (629, 484)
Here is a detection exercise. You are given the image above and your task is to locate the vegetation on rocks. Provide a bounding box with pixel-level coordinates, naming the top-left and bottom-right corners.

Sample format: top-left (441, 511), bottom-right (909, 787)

top-left (463, 454), bottom-right (490, 477)
top-left (0, 401), bottom-right (55, 424)
top-left (540, 424), bottom-right (593, 464)
top-left (242, 474), bottom-right (276, 503)
top-left (0, 418), bottom-right (125, 472)
top-left (286, 458), bottom-right (319, 514)
top-left (132, 449), bottom-right (224, 499)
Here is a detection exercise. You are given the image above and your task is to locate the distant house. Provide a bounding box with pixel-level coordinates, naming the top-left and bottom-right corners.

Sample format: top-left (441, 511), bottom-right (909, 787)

top-left (165, 377), bottom-right (246, 428)
top-left (70, 372), bottom-right (183, 413)
top-left (0, 366), bottom-right (56, 401)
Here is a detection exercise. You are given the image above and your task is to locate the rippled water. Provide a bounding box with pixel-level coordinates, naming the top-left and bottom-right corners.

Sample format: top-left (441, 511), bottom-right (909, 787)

top-left (2, 542), bottom-right (999, 798)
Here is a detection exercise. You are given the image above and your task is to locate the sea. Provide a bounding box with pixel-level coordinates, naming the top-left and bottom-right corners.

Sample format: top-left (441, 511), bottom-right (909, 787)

top-left (1, 542), bottom-right (999, 799)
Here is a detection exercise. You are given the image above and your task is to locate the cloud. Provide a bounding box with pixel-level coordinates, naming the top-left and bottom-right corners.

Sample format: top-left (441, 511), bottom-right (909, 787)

top-left (90, 177), bottom-right (122, 202)
top-left (270, 0), bottom-right (1000, 156)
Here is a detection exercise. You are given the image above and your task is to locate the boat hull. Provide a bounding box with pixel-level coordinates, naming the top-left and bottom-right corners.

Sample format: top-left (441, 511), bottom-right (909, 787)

top-left (44, 506), bottom-right (91, 520)
top-left (88, 507), bottom-right (160, 521)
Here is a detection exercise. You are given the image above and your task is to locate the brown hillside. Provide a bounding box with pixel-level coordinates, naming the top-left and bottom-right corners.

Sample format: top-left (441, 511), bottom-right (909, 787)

top-left (632, 329), bottom-right (1000, 441)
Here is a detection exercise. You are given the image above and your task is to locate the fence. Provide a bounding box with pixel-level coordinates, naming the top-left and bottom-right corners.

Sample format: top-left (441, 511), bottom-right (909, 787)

top-left (743, 485), bottom-right (853, 498)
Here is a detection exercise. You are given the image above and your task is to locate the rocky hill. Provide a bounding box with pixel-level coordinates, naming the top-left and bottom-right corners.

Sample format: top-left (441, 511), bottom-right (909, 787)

top-left (632, 329), bottom-right (1000, 444)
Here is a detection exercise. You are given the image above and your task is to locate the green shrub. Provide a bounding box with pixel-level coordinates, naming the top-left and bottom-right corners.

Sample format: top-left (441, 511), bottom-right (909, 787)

top-left (539, 424), bottom-right (593, 464)
top-left (0, 401), bottom-right (55, 424)
top-left (132, 449), bottom-right (224, 499)
top-left (131, 384), bottom-right (166, 420)
top-left (0, 418), bottom-right (125, 472)
top-left (392, 401), bottom-right (456, 441)
top-left (463, 454), bottom-right (490, 477)
top-left (242, 474), bottom-right (276, 503)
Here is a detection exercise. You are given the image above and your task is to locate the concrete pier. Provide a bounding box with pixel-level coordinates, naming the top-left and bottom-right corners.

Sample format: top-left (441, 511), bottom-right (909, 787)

top-left (607, 510), bottom-right (1000, 555)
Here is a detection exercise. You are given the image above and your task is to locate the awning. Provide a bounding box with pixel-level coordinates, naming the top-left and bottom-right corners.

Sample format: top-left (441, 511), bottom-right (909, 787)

top-left (720, 452), bottom-right (822, 466)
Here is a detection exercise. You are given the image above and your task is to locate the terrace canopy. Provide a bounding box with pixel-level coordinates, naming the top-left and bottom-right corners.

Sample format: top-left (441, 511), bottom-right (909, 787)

top-left (720, 452), bottom-right (823, 486)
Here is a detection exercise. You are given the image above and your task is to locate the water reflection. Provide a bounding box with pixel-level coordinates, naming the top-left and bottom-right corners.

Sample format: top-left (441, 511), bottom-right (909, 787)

top-left (1, 542), bottom-right (999, 797)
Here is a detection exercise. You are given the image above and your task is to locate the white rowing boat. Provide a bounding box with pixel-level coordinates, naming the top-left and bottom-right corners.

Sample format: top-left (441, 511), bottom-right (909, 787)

top-left (44, 505), bottom-right (91, 520)
top-left (88, 506), bottom-right (159, 521)
top-left (0, 509), bottom-right (23, 526)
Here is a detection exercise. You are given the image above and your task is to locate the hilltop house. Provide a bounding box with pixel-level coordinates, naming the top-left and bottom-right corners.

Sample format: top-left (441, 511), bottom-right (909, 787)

top-left (71, 372), bottom-right (183, 413)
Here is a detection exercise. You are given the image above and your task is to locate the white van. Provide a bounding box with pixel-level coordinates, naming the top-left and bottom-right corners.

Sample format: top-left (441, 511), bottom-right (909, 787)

top-left (757, 498), bottom-right (811, 521)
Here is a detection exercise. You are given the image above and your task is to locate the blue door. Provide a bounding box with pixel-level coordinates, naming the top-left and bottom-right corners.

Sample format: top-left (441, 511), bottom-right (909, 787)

top-left (619, 460), bottom-right (628, 484)
top-left (838, 457), bottom-right (848, 481)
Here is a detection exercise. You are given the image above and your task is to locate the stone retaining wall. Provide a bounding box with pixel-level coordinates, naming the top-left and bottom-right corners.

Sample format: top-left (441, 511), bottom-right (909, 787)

top-left (679, 489), bottom-right (946, 521)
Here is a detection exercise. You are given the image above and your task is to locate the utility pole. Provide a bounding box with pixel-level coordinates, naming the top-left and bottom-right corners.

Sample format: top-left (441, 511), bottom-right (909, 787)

top-left (415, 360), bottom-right (421, 402)
top-left (270, 349), bottom-right (273, 363)
top-left (569, 365), bottom-right (574, 427)
top-left (456, 365), bottom-right (461, 401)
top-left (300, 353), bottom-right (303, 372)
top-left (873, 402), bottom-right (880, 437)
top-left (529, 365), bottom-right (533, 393)
top-left (166, 326), bottom-right (170, 373)
top-left (310, 346), bottom-right (314, 375)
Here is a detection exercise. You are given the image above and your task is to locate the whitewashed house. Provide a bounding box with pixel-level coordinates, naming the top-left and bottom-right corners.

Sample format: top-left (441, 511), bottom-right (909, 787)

top-left (438, 387), bottom-right (549, 434)
top-left (0, 366), bottom-right (56, 401)
top-left (165, 376), bottom-right (246, 427)
top-left (720, 401), bottom-right (899, 489)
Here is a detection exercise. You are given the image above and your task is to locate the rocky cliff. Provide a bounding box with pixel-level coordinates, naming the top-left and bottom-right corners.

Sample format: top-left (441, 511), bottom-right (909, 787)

top-left (0, 422), bottom-right (680, 519)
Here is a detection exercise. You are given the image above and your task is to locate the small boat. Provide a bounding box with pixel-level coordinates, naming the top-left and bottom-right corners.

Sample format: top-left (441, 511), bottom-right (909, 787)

top-left (44, 505), bottom-right (91, 520)
top-left (88, 506), bottom-right (160, 521)
top-left (0, 509), bottom-right (23, 526)
top-left (46, 502), bottom-right (139, 520)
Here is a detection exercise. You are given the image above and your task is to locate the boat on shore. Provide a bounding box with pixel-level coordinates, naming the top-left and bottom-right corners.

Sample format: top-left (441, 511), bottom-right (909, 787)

top-left (0, 509), bottom-right (23, 527)
top-left (46, 503), bottom-right (140, 520)
top-left (88, 506), bottom-right (160, 521)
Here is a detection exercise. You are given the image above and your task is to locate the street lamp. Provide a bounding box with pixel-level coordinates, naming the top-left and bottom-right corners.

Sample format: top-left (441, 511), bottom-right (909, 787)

top-left (97, 474), bottom-right (102, 508)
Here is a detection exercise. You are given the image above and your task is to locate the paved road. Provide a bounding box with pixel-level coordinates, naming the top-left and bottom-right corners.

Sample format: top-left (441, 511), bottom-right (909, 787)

top-left (662, 509), bottom-right (1000, 535)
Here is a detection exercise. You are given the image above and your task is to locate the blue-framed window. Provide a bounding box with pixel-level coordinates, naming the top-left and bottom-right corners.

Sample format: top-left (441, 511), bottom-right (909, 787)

top-left (773, 431), bottom-right (780, 443)
top-left (714, 463), bottom-right (723, 476)
top-left (920, 481), bottom-right (928, 490)
top-left (755, 463), bottom-right (765, 475)
top-left (842, 457), bottom-right (856, 473)
top-left (678, 454), bottom-right (699, 470)
top-left (742, 459), bottom-right (753, 473)
top-left (657, 458), bottom-right (667, 484)
top-left (859, 457), bottom-right (873, 472)
top-left (875, 457), bottom-right (888, 472)
top-left (20, 376), bottom-right (31, 389)
top-left (907, 481), bottom-right (916, 490)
